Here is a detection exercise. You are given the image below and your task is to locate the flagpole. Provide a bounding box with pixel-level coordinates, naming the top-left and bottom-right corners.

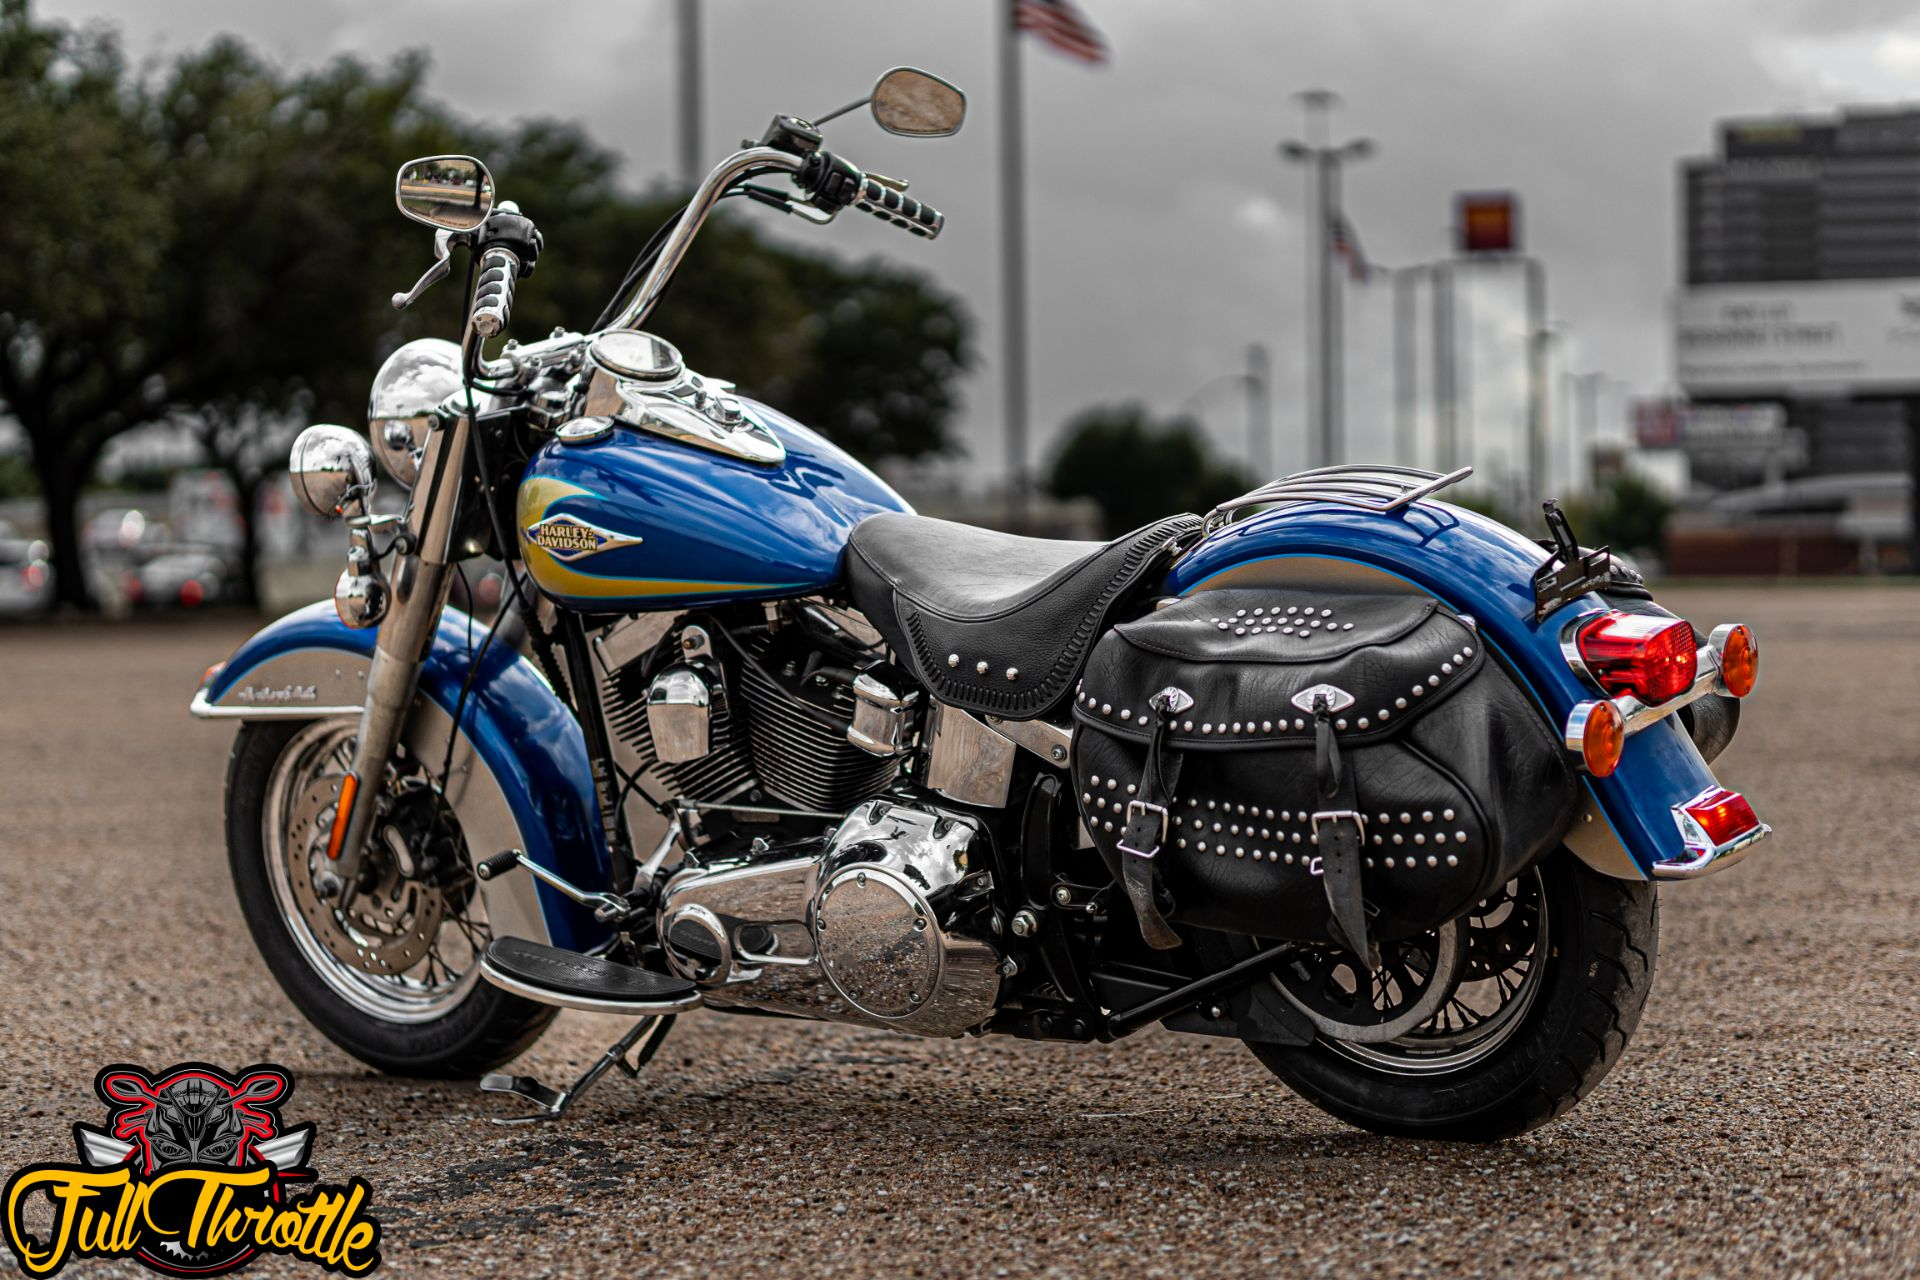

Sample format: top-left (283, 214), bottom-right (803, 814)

top-left (999, 0), bottom-right (1031, 526)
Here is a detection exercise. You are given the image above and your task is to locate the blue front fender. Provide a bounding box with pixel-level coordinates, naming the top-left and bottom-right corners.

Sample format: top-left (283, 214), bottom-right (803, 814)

top-left (1164, 501), bottom-right (1732, 879)
top-left (198, 602), bottom-right (613, 951)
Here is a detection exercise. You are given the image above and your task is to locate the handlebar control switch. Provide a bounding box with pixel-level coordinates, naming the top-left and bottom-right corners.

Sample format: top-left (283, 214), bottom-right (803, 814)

top-left (796, 148), bottom-right (865, 212)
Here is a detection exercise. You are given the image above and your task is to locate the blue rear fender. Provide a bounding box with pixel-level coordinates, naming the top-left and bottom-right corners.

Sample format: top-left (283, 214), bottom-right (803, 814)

top-left (199, 602), bottom-right (614, 951)
top-left (1163, 500), bottom-right (1734, 879)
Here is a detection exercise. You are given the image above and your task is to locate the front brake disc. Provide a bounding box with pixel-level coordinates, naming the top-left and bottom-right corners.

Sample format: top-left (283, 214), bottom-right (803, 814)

top-left (287, 775), bottom-right (444, 975)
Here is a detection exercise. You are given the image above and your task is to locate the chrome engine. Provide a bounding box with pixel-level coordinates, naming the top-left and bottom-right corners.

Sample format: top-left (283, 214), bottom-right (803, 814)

top-left (596, 604), bottom-right (904, 824)
top-left (657, 800), bottom-right (1003, 1037)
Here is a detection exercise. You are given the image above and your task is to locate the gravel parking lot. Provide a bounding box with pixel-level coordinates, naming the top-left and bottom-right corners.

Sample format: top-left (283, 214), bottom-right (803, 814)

top-left (1, 583), bottom-right (1915, 1278)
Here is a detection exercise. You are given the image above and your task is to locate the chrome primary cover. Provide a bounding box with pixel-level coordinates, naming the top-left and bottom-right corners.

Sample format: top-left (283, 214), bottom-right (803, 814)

top-left (368, 337), bottom-right (462, 488)
top-left (656, 800), bottom-right (1001, 1037)
top-left (813, 801), bottom-right (1000, 1030)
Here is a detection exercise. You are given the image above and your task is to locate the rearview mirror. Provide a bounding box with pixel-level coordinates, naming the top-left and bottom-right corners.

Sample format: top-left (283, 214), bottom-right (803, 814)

top-left (870, 68), bottom-right (966, 138)
top-left (395, 155), bottom-right (494, 231)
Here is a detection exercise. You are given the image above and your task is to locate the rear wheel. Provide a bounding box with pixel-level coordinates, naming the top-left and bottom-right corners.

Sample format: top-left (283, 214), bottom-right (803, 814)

top-left (1243, 850), bottom-right (1657, 1141)
top-left (225, 719), bottom-right (561, 1077)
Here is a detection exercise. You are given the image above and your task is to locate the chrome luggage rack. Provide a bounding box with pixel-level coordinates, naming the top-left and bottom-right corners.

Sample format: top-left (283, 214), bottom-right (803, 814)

top-left (1201, 463), bottom-right (1474, 533)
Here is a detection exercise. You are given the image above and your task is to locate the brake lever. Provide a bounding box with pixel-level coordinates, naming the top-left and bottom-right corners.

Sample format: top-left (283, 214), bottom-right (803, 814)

top-left (391, 229), bottom-right (454, 311)
top-left (737, 182), bottom-right (837, 225)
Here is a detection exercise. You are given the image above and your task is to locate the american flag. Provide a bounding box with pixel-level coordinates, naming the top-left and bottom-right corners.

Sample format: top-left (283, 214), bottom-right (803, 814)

top-left (1014, 0), bottom-right (1109, 64)
top-left (1329, 212), bottom-right (1372, 283)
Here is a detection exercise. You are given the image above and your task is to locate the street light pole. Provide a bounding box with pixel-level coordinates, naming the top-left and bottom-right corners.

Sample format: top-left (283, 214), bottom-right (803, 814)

top-left (1246, 342), bottom-right (1272, 478)
top-left (1280, 91), bottom-right (1372, 470)
top-left (1524, 257), bottom-right (1549, 511)
top-left (676, 0), bottom-right (702, 190)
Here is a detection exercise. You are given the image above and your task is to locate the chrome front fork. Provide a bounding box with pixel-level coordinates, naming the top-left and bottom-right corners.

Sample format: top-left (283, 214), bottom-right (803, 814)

top-left (327, 410), bottom-right (473, 899)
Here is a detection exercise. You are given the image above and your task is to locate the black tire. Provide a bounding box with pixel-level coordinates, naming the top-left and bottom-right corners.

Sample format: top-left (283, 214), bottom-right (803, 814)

top-left (1247, 849), bottom-right (1658, 1141)
top-left (225, 720), bottom-right (558, 1078)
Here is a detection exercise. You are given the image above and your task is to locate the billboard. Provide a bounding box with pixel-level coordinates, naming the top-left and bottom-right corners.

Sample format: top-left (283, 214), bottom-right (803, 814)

top-left (1675, 280), bottom-right (1920, 394)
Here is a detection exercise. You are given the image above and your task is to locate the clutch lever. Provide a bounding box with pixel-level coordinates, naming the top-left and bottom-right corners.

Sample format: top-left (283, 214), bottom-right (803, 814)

top-left (391, 229), bottom-right (455, 311)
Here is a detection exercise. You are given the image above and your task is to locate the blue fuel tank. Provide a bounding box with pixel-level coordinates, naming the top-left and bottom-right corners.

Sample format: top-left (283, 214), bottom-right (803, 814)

top-left (515, 398), bottom-right (911, 612)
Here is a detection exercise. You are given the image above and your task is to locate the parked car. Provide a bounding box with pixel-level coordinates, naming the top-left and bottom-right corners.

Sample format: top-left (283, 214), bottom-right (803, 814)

top-left (0, 534), bottom-right (52, 616)
top-left (125, 546), bottom-right (229, 609)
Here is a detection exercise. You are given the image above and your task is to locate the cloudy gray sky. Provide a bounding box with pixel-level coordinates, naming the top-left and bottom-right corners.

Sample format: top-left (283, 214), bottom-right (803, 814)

top-left (40, 0), bottom-right (1920, 495)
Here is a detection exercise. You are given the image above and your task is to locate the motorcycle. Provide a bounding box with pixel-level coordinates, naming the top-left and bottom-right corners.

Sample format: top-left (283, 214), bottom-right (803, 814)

top-left (190, 67), bottom-right (1768, 1140)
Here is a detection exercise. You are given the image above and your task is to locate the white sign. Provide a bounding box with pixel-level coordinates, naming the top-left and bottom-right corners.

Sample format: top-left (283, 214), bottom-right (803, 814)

top-left (1675, 280), bottom-right (1920, 394)
top-left (1679, 403), bottom-right (1787, 449)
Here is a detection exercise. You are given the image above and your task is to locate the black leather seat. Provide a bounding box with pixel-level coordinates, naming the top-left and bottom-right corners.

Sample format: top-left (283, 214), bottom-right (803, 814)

top-left (843, 512), bottom-right (1200, 720)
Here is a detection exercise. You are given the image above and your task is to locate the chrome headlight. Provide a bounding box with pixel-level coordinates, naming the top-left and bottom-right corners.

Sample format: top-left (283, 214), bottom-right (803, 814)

top-left (368, 337), bottom-right (462, 489)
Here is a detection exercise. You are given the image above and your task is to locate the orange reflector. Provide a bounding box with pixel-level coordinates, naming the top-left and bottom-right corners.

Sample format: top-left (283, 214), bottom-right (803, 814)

top-left (200, 662), bottom-right (226, 688)
top-left (1574, 700), bottom-right (1626, 777)
top-left (1718, 623), bottom-right (1759, 698)
top-left (326, 774), bottom-right (358, 860)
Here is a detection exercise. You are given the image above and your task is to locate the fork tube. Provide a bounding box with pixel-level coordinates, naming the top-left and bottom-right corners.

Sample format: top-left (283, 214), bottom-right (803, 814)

top-left (329, 410), bottom-right (471, 895)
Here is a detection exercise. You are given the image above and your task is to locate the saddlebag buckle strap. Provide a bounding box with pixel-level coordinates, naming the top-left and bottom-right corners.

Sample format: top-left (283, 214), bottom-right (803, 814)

top-left (1117, 689), bottom-right (1188, 951)
top-left (1310, 809), bottom-right (1368, 842)
top-left (1117, 800), bottom-right (1169, 859)
top-left (1314, 701), bottom-right (1379, 969)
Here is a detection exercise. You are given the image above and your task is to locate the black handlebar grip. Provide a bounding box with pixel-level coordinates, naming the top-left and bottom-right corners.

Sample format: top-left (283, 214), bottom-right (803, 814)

top-left (475, 850), bottom-right (522, 881)
top-left (470, 246), bottom-right (520, 339)
top-left (854, 177), bottom-right (944, 240)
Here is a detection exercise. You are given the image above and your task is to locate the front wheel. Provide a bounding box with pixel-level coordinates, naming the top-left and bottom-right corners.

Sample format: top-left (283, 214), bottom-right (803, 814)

top-left (1243, 849), bottom-right (1658, 1141)
top-left (225, 719), bottom-right (561, 1077)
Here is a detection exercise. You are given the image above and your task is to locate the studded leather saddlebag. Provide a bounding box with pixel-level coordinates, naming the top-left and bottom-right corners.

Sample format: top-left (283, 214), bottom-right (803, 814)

top-left (1070, 588), bottom-right (1578, 955)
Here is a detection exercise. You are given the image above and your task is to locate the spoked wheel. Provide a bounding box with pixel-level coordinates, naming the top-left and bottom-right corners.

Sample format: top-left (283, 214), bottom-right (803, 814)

top-left (226, 720), bottom-right (559, 1076)
top-left (1239, 849), bottom-right (1658, 1141)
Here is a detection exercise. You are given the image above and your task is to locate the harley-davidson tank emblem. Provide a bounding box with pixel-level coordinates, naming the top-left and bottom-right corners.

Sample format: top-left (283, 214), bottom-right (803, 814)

top-left (522, 514), bottom-right (643, 562)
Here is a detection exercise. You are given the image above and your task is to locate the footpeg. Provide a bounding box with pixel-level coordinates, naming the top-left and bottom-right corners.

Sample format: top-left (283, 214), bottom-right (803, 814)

top-left (479, 1014), bottom-right (676, 1124)
top-left (479, 937), bottom-right (703, 1014)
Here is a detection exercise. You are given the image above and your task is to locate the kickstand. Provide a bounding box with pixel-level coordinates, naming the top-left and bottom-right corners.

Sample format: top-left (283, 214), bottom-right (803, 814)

top-left (478, 1016), bottom-right (672, 1124)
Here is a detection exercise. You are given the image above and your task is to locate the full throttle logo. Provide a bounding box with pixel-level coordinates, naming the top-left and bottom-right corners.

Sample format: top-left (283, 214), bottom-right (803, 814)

top-left (2, 1063), bottom-right (380, 1277)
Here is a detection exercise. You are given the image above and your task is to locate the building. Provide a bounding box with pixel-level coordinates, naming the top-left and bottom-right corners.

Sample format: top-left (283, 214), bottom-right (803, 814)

top-left (1673, 107), bottom-right (1920, 569)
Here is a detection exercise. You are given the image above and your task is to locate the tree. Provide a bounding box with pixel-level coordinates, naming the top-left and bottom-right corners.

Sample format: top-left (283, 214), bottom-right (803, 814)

top-left (1048, 404), bottom-right (1251, 537)
top-left (0, 0), bottom-right (971, 610)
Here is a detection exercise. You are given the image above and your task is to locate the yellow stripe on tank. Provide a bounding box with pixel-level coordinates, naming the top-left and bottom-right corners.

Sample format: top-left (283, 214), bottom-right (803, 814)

top-left (515, 476), bottom-right (802, 600)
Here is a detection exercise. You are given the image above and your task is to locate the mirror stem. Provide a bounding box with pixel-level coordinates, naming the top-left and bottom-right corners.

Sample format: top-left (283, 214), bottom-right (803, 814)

top-left (808, 96), bottom-right (871, 127)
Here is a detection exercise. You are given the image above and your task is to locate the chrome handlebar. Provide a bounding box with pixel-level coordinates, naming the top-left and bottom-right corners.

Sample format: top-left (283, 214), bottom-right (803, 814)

top-left (472, 140), bottom-right (934, 388)
top-left (607, 147), bottom-right (806, 333)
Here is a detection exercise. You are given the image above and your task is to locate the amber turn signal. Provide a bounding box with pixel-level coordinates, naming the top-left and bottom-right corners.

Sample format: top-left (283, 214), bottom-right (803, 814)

top-left (1713, 623), bottom-right (1759, 698)
top-left (1565, 699), bottom-right (1626, 777)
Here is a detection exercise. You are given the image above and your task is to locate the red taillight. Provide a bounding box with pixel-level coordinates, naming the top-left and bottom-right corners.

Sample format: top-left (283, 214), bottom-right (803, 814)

top-left (1681, 787), bottom-right (1760, 847)
top-left (20, 563), bottom-right (45, 590)
top-left (178, 579), bottom-right (205, 607)
top-left (1576, 612), bottom-right (1697, 705)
